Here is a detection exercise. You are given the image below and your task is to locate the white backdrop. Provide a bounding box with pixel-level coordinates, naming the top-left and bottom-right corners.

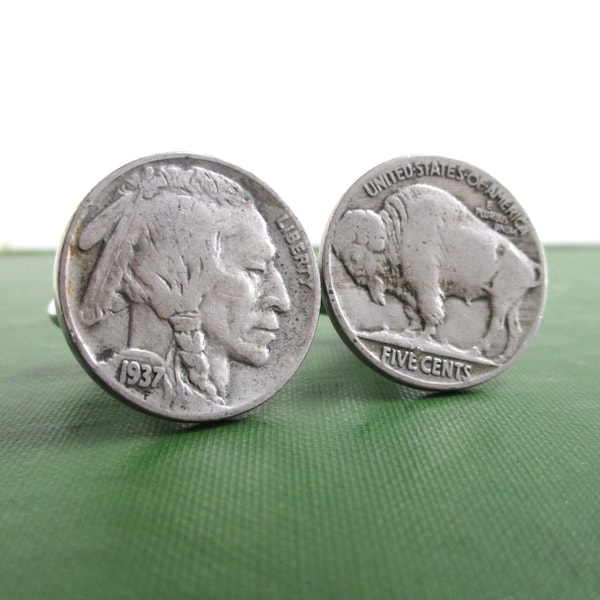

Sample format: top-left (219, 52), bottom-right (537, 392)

top-left (1, 0), bottom-right (598, 248)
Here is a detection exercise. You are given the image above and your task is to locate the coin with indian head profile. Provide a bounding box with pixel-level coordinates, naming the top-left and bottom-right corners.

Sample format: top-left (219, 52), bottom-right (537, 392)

top-left (320, 156), bottom-right (546, 391)
top-left (54, 153), bottom-right (320, 421)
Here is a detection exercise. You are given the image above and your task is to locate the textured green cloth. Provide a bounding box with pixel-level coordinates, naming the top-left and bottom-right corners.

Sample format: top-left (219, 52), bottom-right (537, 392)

top-left (1, 248), bottom-right (599, 599)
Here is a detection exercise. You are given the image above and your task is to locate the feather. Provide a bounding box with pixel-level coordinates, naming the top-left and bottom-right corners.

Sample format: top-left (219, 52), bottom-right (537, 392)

top-left (78, 192), bottom-right (133, 250)
top-left (79, 190), bottom-right (143, 326)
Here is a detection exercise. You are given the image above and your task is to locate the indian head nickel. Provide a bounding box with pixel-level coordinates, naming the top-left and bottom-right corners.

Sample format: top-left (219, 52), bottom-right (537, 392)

top-left (320, 156), bottom-right (546, 390)
top-left (54, 154), bottom-right (320, 421)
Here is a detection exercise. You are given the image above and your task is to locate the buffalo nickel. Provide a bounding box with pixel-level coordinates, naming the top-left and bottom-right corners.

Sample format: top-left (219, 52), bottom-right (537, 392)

top-left (320, 156), bottom-right (546, 390)
top-left (55, 153), bottom-right (320, 421)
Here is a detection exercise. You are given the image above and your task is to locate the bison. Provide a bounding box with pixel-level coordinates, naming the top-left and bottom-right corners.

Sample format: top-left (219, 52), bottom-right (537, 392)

top-left (332, 183), bottom-right (541, 360)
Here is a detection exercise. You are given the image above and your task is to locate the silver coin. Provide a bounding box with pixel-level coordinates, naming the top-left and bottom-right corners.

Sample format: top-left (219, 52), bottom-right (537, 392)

top-left (320, 156), bottom-right (546, 391)
top-left (55, 153), bottom-right (320, 421)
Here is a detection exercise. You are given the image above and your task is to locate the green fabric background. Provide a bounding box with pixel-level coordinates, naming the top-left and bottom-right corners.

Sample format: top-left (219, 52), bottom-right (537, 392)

top-left (1, 248), bottom-right (598, 599)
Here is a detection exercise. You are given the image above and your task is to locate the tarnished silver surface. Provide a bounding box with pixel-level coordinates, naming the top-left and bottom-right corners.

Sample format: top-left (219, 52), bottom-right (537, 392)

top-left (55, 153), bottom-right (320, 421)
top-left (320, 156), bottom-right (546, 390)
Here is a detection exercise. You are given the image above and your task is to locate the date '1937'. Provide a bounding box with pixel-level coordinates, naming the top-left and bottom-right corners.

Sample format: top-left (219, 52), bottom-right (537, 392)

top-left (119, 360), bottom-right (165, 389)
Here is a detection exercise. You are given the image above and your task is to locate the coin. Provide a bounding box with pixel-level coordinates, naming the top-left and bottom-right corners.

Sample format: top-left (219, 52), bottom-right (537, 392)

top-left (320, 156), bottom-right (546, 390)
top-left (54, 153), bottom-right (320, 421)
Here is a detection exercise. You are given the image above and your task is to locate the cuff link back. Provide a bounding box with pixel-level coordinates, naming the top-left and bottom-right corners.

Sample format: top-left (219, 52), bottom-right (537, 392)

top-left (320, 155), bottom-right (546, 391)
top-left (54, 153), bottom-right (320, 421)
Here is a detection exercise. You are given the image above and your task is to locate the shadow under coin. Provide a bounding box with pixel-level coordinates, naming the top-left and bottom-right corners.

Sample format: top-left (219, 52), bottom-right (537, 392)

top-left (304, 339), bottom-right (432, 403)
top-left (2, 375), bottom-right (261, 451)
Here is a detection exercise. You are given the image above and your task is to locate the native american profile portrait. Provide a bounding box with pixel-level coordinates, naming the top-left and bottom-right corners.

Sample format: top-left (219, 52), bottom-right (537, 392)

top-left (77, 164), bottom-right (290, 410)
